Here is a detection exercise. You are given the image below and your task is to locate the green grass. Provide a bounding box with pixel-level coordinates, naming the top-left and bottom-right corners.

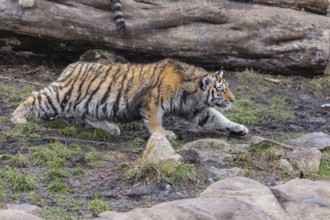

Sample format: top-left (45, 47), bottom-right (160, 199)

top-left (122, 162), bottom-right (164, 182)
top-left (46, 168), bottom-right (74, 181)
top-left (39, 206), bottom-right (74, 220)
top-left (10, 154), bottom-right (29, 167)
top-left (0, 185), bottom-right (5, 202)
top-left (46, 118), bottom-right (70, 129)
top-left (0, 167), bottom-right (38, 191)
top-left (125, 121), bottom-right (143, 131)
top-left (169, 163), bottom-right (197, 185)
top-left (31, 142), bottom-right (76, 168)
top-left (319, 148), bottom-right (330, 177)
top-left (225, 97), bottom-right (295, 126)
top-left (11, 122), bottom-right (41, 134)
top-left (88, 199), bottom-right (109, 215)
top-left (57, 126), bottom-right (78, 137)
top-left (47, 179), bottom-right (70, 193)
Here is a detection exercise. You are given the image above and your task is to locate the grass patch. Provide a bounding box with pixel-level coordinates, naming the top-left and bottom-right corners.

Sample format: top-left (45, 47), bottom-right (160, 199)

top-left (10, 154), bottom-right (29, 167)
top-left (47, 179), bottom-right (70, 193)
top-left (31, 142), bottom-right (76, 168)
top-left (80, 128), bottom-right (112, 140)
top-left (225, 97), bottom-right (295, 126)
top-left (57, 126), bottom-right (78, 137)
top-left (0, 167), bottom-right (38, 191)
top-left (46, 118), bottom-right (70, 129)
top-left (39, 206), bottom-right (72, 220)
top-left (88, 199), bottom-right (109, 215)
top-left (12, 122), bottom-right (41, 134)
top-left (125, 121), bottom-right (143, 130)
top-left (0, 185), bottom-right (5, 201)
top-left (85, 148), bottom-right (105, 167)
top-left (46, 168), bottom-right (74, 181)
top-left (169, 163), bottom-right (197, 185)
top-left (319, 148), bottom-right (330, 177)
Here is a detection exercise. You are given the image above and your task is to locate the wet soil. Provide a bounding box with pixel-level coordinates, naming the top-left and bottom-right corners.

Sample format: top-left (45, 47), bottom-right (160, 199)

top-left (0, 58), bottom-right (329, 219)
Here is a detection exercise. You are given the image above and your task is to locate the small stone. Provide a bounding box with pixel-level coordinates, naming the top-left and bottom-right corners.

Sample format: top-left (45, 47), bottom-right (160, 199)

top-left (18, 0), bottom-right (35, 8)
top-left (279, 159), bottom-right (293, 174)
top-left (178, 139), bottom-right (243, 166)
top-left (287, 132), bottom-right (330, 150)
top-left (208, 166), bottom-right (245, 179)
top-left (141, 132), bottom-right (183, 172)
top-left (287, 148), bottom-right (322, 174)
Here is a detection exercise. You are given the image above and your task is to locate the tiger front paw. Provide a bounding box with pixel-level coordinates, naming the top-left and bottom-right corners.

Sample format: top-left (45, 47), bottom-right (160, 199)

top-left (227, 124), bottom-right (249, 136)
top-left (11, 116), bottom-right (27, 124)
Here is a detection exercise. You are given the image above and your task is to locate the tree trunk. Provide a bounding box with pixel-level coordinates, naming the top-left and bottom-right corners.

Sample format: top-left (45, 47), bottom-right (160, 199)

top-left (231, 0), bottom-right (330, 15)
top-left (0, 0), bottom-right (329, 75)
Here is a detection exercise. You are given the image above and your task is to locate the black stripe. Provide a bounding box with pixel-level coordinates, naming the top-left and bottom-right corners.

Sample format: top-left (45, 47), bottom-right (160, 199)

top-left (73, 64), bottom-right (105, 110)
top-left (112, 6), bottom-right (122, 12)
top-left (123, 67), bottom-right (135, 114)
top-left (199, 111), bottom-right (210, 126)
top-left (100, 66), bottom-right (122, 107)
top-left (84, 66), bottom-right (112, 112)
top-left (60, 63), bottom-right (86, 112)
top-left (114, 14), bottom-right (123, 20)
top-left (112, 66), bottom-right (130, 119)
top-left (37, 93), bottom-right (47, 117)
top-left (44, 90), bottom-right (58, 115)
top-left (57, 62), bottom-right (80, 83)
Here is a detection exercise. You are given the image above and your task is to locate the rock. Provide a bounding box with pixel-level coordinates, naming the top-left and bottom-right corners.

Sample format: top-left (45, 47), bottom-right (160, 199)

top-left (207, 166), bottom-right (245, 179)
top-left (18, 0), bottom-right (35, 8)
top-left (6, 204), bottom-right (41, 215)
top-left (178, 139), bottom-right (243, 166)
top-left (279, 159), bottom-right (294, 174)
top-left (79, 49), bottom-right (128, 64)
top-left (287, 148), bottom-right (323, 174)
top-left (271, 179), bottom-right (330, 220)
top-left (0, 210), bottom-right (43, 220)
top-left (99, 198), bottom-right (275, 220)
top-left (200, 177), bottom-right (289, 220)
top-left (287, 132), bottom-right (330, 150)
top-left (94, 177), bottom-right (330, 220)
top-left (141, 132), bottom-right (183, 173)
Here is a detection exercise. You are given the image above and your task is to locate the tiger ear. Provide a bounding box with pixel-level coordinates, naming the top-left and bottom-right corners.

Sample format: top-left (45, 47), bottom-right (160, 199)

top-left (200, 75), bottom-right (213, 90)
top-left (215, 70), bottom-right (224, 78)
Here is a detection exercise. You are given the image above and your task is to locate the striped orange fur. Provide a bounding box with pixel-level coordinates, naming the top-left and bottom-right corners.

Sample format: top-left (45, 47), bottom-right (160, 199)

top-left (11, 59), bottom-right (248, 139)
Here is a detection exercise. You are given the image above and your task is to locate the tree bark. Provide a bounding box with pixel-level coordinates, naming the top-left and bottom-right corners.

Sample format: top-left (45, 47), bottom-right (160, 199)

top-left (0, 0), bottom-right (329, 75)
top-left (231, 0), bottom-right (330, 15)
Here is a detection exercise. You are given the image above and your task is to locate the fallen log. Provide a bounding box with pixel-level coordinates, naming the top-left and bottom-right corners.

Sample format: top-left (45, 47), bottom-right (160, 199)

top-left (231, 0), bottom-right (330, 15)
top-left (0, 0), bottom-right (329, 75)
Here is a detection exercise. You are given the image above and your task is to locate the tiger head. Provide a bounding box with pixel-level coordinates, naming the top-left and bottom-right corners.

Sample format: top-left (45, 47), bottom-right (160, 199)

top-left (201, 70), bottom-right (235, 109)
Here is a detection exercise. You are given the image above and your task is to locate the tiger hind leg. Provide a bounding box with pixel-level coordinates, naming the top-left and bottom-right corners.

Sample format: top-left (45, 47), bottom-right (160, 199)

top-left (192, 107), bottom-right (248, 136)
top-left (84, 115), bottom-right (121, 136)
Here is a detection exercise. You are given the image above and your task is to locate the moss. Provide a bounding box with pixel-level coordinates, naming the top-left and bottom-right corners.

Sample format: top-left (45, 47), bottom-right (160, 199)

top-left (169, 163), bottom-right (197, 186)
top-left (10, 154), bottom-right (29, 167)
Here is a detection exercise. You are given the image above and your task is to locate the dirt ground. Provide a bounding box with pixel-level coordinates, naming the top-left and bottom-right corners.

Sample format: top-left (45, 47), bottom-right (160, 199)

top-left (0, 54), bottom-right (329, 219)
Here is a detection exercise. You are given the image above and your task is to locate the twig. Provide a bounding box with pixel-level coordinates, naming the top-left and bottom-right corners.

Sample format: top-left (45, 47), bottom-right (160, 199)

top-left (264, 77), bottom-right (282, 84)
top-left (0, 75), bottom-right (44, 87)
top-left (44, 135), bottom-right (117, 146)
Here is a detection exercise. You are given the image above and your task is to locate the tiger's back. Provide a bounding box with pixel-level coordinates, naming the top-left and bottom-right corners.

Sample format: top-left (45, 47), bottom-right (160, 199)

top-left (12, 59), bottom-right (249, 139)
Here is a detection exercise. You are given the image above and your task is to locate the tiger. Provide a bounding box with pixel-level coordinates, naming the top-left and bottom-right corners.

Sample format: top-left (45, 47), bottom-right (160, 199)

top-left (111, 0), bottom-right (127, 37)
top-left (11, 59), bottom-right (248, 140)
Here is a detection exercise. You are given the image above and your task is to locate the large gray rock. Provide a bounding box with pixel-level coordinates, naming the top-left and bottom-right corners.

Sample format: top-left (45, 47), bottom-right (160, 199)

top-left (94, 177), bottom-right (330, 220)
top-left (0, 210), bottom-right (43, 220)
top-left (271, 179), bottom-right (330, 220)
top-left (287, 148), bottom-right (323, 174)
top-left (287, 132), bottom-right (330, 150)
top-left (178, 139), bottom-right (243, 166)
top-left (200, 177), bottom-right (289, 220)
top-left (99, 198), bottom-right (275, 220)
